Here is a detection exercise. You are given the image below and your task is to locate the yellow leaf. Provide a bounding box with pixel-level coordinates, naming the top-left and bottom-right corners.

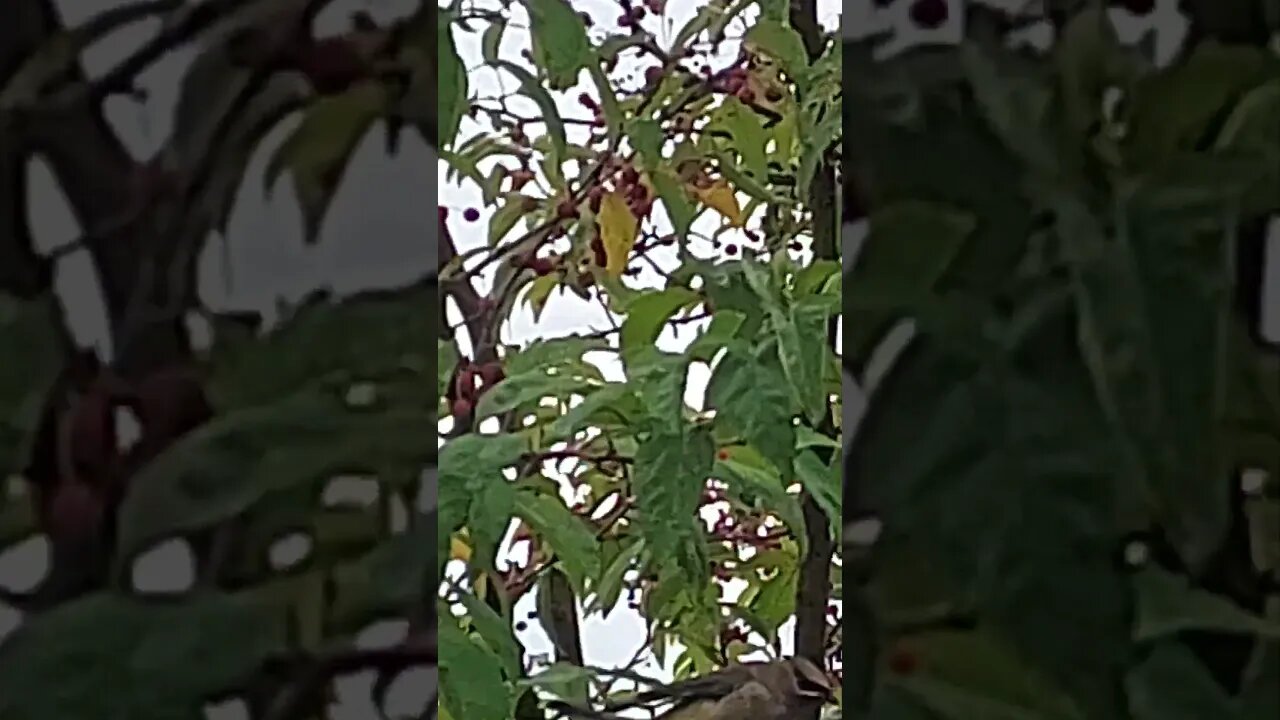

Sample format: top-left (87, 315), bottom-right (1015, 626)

top-left (692, 179), bottom-right (745, 227)
top-left (451, 534), bottom-right (472, 562)
top-left (596, 190), bottom-right (638, 277)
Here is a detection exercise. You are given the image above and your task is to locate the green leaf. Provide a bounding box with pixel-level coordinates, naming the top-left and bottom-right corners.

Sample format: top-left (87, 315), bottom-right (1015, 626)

top-left (439, 616), bottom-right (514, 720)
top-left (480, 15), bottom-right (507, 64)
top-left (706, 97), bottom-right (769, 182)
top-left (520, 661), bottom-right (596, 693)
top-left (1126, 642), bottom-right (1238, 720)
top-left (474, 368), bottom-right (600, 421)
top-left (776, 302), bottom-right (828, 427)
top-left (544, 383), bottom-right (636, 440)
top-left (714, 445), bottom-right (806, 554)
top-left (796, 449), bottom-right (840, 539)
top-left (526, 0), bottom-right (593, 90)
top-left (960, 41), bottom-right (1056, 173)
top-left (503, 336), bottom-right (609, 377)
top-left (0, 592), bottom-right (280, 720)
top-left (844, 201), bottom-right (975, 371)
top-left (1132, 566), bottom-right (1280, 641)
top-left (707, 343), bottom-right (795, 478)
top-left (633, 425), bottom-right (715, 578)
top-left (497, 61), bottom-right (567, 186)
top-left (1216, 79), bottom-right (1280, 152)
top-left (265, 81), bottom-right (386, 243)
top-left (743, 19), bottom-right (809, 82)
top-left (620, 287), bottom-right (700, 360)
top-left (1124, 43), bottom-right (1278, 165)
top-left (437, 8), bottom-right (468, 149)
top-left (687, 310), bottom-right (745, 364)
top-left (208, 281), bottom-right (433, 410)
top-left (851, 346), bottom-right (1130, 716)
top-left (514, 488), bottom-right (601, 594)
top-left (458, 591), bottom-right (522, 679)
top-left (116, 393), bottom-right (434, 567)
top-left (438, 434), bottom-right (527, 576)
top-left (487, 193), bottom-right (532, 247)
top-left (587, 538), bottom-right (645, 618)
top-left (747, 562), bottom-right (797, 635)
top-left (899, 629), bottom-right (1088, 720)
top-left (327, 517), bottom-right (434, 631)
top-left (1056, 194), bottom-right (1234, 569)
top-left (0, 294), bottom-right (64, 476)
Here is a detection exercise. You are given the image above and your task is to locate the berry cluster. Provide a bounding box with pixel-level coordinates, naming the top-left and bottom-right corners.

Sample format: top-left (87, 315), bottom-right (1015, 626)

top-left (583, 157), bottom-right (653, 270)
top-left (447, 359), bottom-right (506, 421)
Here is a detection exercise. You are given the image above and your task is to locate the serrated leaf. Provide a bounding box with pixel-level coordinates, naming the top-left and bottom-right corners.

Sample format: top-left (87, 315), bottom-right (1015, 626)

top-left (514, 489), bottom-right (600, 594)
top-left (633, 426), bottom-right (715, 579)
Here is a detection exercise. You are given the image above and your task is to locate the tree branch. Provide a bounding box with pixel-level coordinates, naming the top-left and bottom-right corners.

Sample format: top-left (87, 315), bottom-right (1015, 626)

top-left (788, 4), bottom-right (840, 719)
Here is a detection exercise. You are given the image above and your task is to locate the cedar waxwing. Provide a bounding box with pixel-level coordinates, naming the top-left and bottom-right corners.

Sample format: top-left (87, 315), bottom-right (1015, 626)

top-left (548, 657), bottom-right (833, 720)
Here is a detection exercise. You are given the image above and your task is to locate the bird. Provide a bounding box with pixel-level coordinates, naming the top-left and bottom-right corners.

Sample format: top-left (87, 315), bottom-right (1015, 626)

top-left (547, 657), bottom-right (833, 720)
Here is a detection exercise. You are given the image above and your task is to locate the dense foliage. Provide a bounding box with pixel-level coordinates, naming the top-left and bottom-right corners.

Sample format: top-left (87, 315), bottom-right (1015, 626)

top-left (844, 2), bottom-right (1280, 718)
top-left (437, 0), bottom-right (842, 718)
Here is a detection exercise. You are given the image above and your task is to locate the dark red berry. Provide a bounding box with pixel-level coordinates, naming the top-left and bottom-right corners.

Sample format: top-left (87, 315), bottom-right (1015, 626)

top-left (451, 397), bottom-right (473, 419)
top-left (724, 244), bottom-right (738, 256)
top-left (909, 0), bottom-right (949, 29)
top-left (463, 207), bottom-right (480, 222)
top-left (888, 647), bottom-right (919, 675)
top-left (717, 449), bottom-right (730, 460)
top-left (644, 65), bottom-right (663, 85)
top-left (617, 13), bottom-right (632, 27)
top-left (557, 200), bottom-right (579, 219)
